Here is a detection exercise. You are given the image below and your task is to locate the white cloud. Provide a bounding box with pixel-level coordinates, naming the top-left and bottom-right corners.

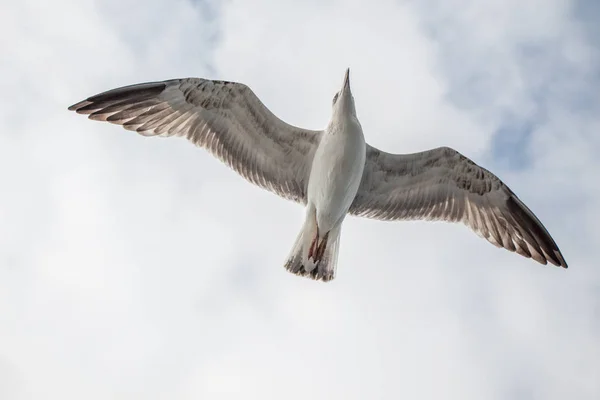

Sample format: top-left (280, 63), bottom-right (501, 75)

top-left (1, 0), bottom-right (598, 399)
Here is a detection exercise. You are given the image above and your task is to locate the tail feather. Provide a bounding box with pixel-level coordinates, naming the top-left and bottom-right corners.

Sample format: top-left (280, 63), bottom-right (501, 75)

top-left (284, 222), bottom-right (341, 282)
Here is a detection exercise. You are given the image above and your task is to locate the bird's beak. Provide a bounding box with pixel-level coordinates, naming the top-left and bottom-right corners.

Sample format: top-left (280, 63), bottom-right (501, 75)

top-left (342, 68), bottom-right (350, 91)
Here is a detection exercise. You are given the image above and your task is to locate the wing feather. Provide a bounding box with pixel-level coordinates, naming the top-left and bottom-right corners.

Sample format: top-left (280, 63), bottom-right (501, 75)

top-left (69, 78), bottom-right (322, 203)
top-left (350, 145), bottom-right (568, 268)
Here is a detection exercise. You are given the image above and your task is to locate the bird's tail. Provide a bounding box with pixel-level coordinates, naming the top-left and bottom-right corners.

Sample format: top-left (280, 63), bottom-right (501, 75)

top-left (284, 214), bottom-right (341, 282)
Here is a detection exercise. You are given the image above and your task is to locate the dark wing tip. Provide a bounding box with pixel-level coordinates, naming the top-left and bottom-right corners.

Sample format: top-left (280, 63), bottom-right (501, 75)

top-left (558, 255), bottom-right (569, 269)
top-left (68, 100), bottom-right (91, 112)
top-left (68, 81), bottom-right (168, 113)
top-left (505, 195), bottom-right (568, 269)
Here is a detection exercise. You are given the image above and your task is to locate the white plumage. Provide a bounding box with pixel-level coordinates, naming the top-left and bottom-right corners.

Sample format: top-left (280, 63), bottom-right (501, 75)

top-left (69, 68), bottom-right (568, 281)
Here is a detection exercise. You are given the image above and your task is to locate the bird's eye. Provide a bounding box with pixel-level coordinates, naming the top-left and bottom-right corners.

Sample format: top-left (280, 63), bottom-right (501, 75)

top-left (332, 92), bottom-right (339, 104)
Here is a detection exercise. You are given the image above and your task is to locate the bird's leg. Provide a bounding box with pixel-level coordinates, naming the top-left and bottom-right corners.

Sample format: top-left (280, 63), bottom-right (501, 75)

top-left (307, 227), bottom-right (329, 265)
top-left (307, 226), bottom-right (319, 262)
top-left (315, 231), bottom-right (330, 262)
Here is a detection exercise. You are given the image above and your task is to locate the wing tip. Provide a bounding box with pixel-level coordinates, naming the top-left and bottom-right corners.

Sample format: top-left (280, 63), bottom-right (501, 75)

top-left (68, 100), bottom-right (90, 112)
top-left (553, 251), bottom-right (569, 269)
top-left (505, 195), bottom-right (568, 270)
top-left (68, 81), bottom-right (169, 113)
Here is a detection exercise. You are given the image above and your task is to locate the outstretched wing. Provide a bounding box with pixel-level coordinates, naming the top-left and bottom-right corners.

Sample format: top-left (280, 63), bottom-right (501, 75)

top-left (69, 78), bottom-right (322, 203)
top-left (350, 145), bottom-right (568, 267)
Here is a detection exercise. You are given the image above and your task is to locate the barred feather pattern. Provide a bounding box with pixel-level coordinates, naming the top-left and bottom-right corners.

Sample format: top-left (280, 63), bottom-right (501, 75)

top-left (350, 146), bottom-right (568, 268)
top-left (69, 78), bottom-right (322, 204)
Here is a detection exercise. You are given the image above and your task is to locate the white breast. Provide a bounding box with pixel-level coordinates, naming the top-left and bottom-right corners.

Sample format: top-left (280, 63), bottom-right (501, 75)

top-left (307, 119), bottom-right (366, 232)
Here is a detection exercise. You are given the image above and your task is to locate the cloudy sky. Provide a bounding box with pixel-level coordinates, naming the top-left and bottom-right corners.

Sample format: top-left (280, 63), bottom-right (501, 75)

top-left (1, 0), bottom-right (599, 398)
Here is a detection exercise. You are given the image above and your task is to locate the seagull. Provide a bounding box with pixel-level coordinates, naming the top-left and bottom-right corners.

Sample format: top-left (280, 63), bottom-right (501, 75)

top-left (69, 68), bottom-right (568, 281)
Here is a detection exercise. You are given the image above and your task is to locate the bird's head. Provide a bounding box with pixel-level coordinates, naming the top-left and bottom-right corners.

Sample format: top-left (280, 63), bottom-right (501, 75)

top-left (331, 68), bottom-right (357, 119)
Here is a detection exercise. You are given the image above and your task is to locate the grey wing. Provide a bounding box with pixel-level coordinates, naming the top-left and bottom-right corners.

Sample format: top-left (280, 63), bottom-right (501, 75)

top-left (350, 145), bottom-right (568, 267)
top-left (69, 78), bottom-right (322, 203)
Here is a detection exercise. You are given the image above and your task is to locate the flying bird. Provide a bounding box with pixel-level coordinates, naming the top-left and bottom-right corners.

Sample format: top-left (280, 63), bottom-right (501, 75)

top-left (69, 69), bottom-right (568, 281)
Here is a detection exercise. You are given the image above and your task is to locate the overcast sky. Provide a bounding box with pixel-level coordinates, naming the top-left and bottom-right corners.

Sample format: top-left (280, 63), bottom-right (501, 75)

top-left (1, 0), bottom-right (599, 399)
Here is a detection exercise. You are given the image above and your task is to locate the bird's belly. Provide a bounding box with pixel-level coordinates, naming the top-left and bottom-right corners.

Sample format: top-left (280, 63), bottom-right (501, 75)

top-left (307, 132), bottom-right (365, 232)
